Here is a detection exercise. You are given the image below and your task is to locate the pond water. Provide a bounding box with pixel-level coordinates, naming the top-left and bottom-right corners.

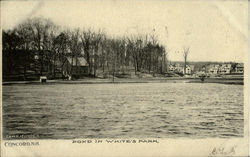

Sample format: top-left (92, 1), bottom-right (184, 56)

top-left (2, 83), bottom-right (244, 139)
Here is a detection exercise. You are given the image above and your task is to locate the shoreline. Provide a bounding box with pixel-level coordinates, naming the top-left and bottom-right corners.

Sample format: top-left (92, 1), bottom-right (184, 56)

top-left (2, 77), bottom-right (244, 85)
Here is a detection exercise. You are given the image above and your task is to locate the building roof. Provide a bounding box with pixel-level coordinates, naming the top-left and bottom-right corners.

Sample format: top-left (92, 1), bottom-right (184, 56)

top-left (236, 63), bottom-right (244, 68)
top-left (66, 57), bottom-right (88, 66)
top-left (221, 63), bottom-right (231, 68)
top-left (189, 65), bottom-right (195, 70)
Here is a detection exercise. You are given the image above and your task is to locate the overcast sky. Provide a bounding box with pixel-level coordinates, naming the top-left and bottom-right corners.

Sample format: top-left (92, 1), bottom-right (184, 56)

top-left (1, 0), bottom-right (248, 62)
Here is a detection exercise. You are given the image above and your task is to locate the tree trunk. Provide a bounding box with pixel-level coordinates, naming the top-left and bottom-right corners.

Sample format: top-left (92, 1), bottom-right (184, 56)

top-left (184, 58), bottom-right (186, 75)
top-left (40, 52), bottom-right (43, 76)
top-left (23, 62), bottom-right (26, 80)
top-left (148, 54), bottom-right (151, 73)
top-left (102, 51), bottom-right (105, 73)
top-left (23, 50), bottom-right (27, 80)
top-left (136, 57), bottom-right (140, 72)
top-left (53, 54), bottom-right (56, 79)
top-left (71, 54), bottom-right (74, 76)
top-left (102, 60), bottom-right (105, 73)
top-left (94, 57), bottom-right (96, 77)
top-left (75, 55), bottom-right (78, 77)
top-left (134, 56), bottom-right (137, 75)
top-left (113, 55), bottom-right (116, 83)
top-left (107, 61), bottom-right (109, 74)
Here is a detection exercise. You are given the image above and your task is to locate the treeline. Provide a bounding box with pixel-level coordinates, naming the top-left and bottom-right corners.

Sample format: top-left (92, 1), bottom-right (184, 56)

top-left (2, 17), bottom-right (168, 80)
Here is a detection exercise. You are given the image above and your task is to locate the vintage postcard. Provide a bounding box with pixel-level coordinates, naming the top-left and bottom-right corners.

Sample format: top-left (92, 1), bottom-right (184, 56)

top-left (1, 0), bottom-right (249, 156)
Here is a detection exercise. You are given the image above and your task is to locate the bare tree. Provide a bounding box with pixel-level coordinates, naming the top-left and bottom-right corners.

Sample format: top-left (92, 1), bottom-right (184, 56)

top-left (4, 18), bottom-right (57, 79)
top-left (183, 46), bottom-right (190, 75)
top-left (164, 47), bottom-right (170, 73)
top-left (3, 17), bottom-right (169, 80)
top-left (23, 17), bottom-right (57, 76)
top-left (80, 29), bottom-right (92, 75)
top-left (68, 29), bottom-right (81, 77)
top-left (126, 36), bottom-right (137, 75)
top-left (80, 29), bottom-right (103, 76)
top-left (53, 31), bottom-right (70, 78)
top-left (91, 30), bottom-right (105, 77)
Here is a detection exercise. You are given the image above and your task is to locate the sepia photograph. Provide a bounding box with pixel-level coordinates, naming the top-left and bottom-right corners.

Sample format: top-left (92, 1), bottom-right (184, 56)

top-left (1, 0), bottom-right (249, 156)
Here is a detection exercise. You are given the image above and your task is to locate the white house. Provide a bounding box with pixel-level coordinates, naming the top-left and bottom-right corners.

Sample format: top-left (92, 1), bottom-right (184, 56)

top-left (169, 64), bottom-right (175, 72)
top-left (219, 64), bottom-right (231, 74)
top-left (208, 64), bottom-right (220, 74)
top-left (183, 65), bottom-right (192, 74)
top-left (235, 63), bottom-right (244, 73)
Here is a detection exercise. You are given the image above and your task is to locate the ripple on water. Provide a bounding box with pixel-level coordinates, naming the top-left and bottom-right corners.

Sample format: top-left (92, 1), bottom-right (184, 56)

top-left (2, 83), bottom-right (243, 139)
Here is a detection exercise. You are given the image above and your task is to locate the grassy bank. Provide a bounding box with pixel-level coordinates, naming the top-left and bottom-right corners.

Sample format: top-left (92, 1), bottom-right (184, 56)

top-left (2, 77), bottom-right (244, 85)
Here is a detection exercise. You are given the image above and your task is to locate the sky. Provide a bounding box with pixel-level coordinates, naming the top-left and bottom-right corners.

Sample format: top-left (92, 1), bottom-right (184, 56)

top-left (1, 0), bottom-right (248, 62)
